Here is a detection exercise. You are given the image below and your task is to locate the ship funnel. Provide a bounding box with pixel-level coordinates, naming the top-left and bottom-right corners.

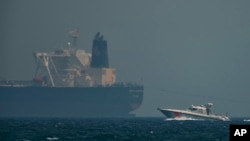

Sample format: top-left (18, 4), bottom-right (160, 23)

top-left (90, 32), bottom-right (109, 68)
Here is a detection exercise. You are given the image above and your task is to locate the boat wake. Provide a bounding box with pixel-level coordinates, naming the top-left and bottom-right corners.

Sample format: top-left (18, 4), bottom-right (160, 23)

top-left (165, 117), bottom-right (203, 121)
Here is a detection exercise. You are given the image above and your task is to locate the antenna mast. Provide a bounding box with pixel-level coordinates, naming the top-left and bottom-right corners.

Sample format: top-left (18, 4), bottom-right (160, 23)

top-left (68, 28), bottom-right (79, 47)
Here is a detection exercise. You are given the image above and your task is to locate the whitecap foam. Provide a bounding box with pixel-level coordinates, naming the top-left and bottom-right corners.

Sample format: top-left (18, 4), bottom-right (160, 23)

top-left (243, 119), bottom-right (250, 122)
top-left (19, 139), bottom-right (30, 141)
top-left (46, 137), bottom-right (59, 140)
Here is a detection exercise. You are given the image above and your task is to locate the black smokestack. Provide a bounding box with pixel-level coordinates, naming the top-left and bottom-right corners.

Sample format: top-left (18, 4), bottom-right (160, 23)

top-left (90, 32), bottom-right (109, 68)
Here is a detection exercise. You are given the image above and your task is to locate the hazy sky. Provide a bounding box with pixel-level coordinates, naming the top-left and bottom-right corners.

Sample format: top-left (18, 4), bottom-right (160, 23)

top-left (1, 0), bottom-right (250, 117)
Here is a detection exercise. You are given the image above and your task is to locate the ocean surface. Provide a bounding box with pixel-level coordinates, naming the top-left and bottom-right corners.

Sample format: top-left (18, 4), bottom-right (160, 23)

top-left (0, 117), bottom-right (249, 141)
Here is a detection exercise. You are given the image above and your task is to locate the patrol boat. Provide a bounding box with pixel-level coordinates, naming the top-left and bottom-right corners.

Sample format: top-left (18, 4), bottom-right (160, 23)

top-left (158, 103), bottom-right (230, 121)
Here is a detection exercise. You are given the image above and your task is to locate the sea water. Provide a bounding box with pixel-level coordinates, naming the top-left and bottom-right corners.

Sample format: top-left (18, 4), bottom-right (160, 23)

top-left (0, 117), bottom-right (248, 141)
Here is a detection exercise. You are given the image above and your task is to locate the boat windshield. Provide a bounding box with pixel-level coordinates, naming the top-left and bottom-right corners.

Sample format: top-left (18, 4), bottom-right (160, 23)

top-left (188, 105), bottom-right (207, 114)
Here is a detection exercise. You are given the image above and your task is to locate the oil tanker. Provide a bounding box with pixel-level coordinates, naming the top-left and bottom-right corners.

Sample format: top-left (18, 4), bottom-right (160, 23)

top-left (0, 29), bottom-right (143, 117)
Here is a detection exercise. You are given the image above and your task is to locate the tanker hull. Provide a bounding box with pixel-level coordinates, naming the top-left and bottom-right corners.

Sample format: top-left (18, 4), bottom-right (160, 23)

top-left (0, 86), bottom-right (143, 117)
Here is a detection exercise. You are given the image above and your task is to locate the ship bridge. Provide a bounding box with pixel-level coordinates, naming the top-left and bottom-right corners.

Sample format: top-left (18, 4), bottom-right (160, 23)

top-left (33, 31), bottom-right (116, 87)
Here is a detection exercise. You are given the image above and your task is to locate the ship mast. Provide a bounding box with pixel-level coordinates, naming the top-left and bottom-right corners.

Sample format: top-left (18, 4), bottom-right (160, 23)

top-left (68, 28), bottom-right (79, 47)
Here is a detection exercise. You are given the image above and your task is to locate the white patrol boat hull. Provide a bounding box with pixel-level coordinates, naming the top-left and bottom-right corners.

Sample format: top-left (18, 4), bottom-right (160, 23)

top-left (158, 108), bottom-right (230, 121)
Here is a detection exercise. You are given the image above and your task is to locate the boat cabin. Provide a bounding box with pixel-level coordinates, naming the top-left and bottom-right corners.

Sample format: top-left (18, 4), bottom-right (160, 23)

top-left (188, 103), bottom-right (213, 115)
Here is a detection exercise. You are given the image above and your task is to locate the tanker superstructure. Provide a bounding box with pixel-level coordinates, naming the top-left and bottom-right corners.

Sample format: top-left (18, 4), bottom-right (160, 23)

top-left (0, 30), bottom-right (143, 117)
